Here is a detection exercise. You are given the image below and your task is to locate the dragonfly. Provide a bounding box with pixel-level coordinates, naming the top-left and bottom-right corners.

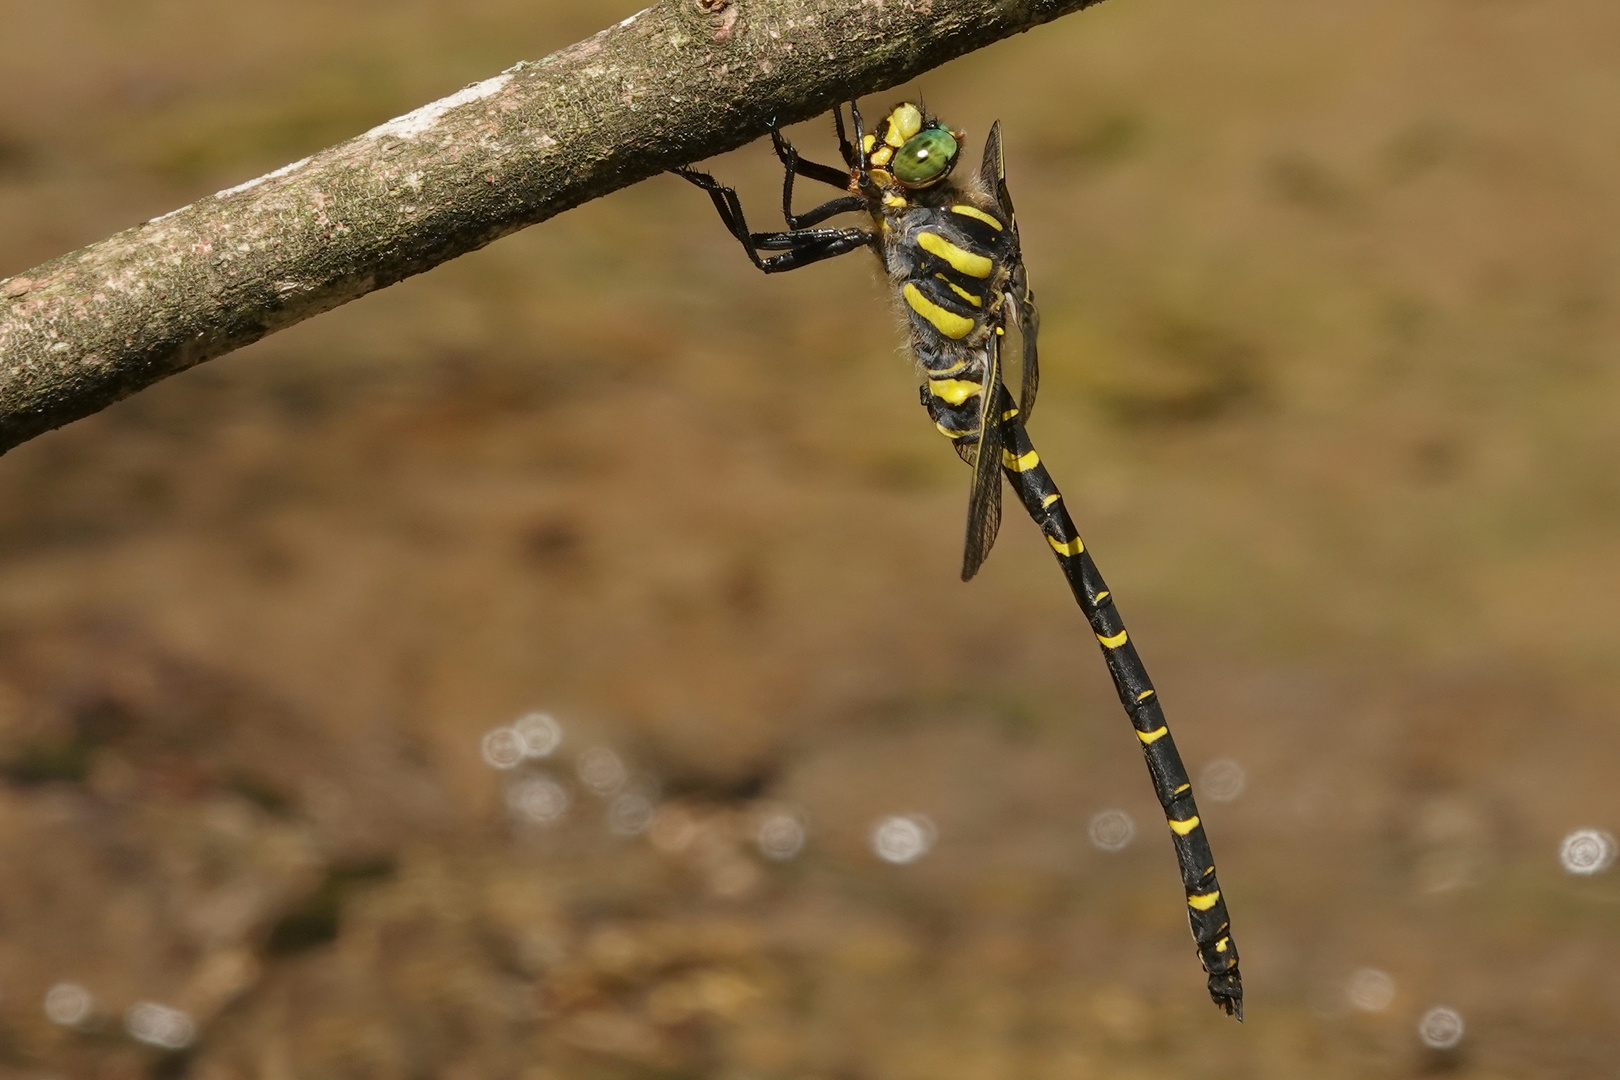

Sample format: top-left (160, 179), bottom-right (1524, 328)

top-left (675, 100), bottom-right (1243, 1019)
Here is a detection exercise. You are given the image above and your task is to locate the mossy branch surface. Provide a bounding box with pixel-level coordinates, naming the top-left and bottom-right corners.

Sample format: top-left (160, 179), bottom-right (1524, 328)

top-left (0, 0), bottom-right (1104, 455)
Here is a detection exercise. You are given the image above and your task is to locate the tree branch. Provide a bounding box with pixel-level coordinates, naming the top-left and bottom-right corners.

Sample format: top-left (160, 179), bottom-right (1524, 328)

top-left (0, 0), bottom-right (1105, 456)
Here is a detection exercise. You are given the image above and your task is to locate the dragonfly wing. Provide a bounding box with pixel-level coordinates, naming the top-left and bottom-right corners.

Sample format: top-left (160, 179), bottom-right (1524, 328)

top-left (960, 336), bottom-right (1006, 581)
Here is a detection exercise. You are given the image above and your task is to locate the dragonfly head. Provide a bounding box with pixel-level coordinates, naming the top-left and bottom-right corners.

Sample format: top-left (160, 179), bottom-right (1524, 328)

top-left (865, 102), bottom-right (963, 190)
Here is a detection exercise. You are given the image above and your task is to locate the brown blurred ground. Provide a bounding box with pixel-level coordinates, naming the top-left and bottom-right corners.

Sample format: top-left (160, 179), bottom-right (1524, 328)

top-left (2, 0), bottom-right (1619, 1077)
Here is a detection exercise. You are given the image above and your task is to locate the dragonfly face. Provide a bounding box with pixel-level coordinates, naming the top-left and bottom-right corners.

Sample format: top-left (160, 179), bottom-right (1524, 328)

top-left (859, 102), bottom-right (963, 189)
top-left (673, 104), bottom-right (1245, 1020)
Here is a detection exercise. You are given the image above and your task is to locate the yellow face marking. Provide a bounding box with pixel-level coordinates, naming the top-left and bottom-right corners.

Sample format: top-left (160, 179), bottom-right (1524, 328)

top-left (862, 133), bottom-right (877, 153)
top-left (1214, 937), bottom-right (1230, 953)
top-left (886, 103), bottom-right (923, 146)
top-left (950, 204), bottom-right (1004, 230)
top-left (1097, 629), bottom-right (1129, 649)
top-left (928, 379), bottom-right (982, 406)
top-left (882, 191), bottom-right (908, 208)
top-left (1173, 783), bottom-right (1191, 795)
top-left (1047, 535), bottom-right (1084, 556)
top-left (915, 231), bottom-right (994, 278)
top-left (902, 283), bottom-right (975, 339)
top-left (1000, 449), bottom-right (1039, 472)
top-left (1188, 890), bottom-right (1221, 911)
top-left (1040, 493), bottom-right (1060, 508)
top-left (936, 275), bottom-right (982, 307)
top-left (870, 168), bottom-right (894, 187)
top-left (1137, 725), bottom-right (1168, 744)
top-left (869, 145), bottom-right (894, 167)
top-left (1168, 815), bottom-right (1201, 836)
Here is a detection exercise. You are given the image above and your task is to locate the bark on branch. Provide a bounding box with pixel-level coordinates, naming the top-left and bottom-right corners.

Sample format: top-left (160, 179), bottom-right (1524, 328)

top-left (0, 0), bottom-right (1104, 456)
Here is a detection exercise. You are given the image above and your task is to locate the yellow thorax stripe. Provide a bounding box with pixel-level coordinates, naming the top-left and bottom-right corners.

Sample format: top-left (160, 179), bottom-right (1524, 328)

top-left (902, 283), bottom-right (974, 339)
top-left (916, 232), bottom-right (994, 278)
top-left (928, 379), bottom-right (982, 406)
top-left (950, 204), bottom-right (1004, 230)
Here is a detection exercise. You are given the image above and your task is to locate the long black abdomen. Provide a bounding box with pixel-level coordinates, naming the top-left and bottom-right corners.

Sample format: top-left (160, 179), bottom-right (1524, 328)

top-left (997, 399), bottom-right (1243, 1017)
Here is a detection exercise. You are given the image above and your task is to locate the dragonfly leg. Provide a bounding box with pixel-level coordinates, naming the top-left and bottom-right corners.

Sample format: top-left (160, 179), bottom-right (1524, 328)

top-left (674, 167), bottom-right (872, 273)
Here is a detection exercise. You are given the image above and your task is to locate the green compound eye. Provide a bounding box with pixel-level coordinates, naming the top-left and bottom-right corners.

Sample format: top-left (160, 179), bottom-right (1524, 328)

top-left (892, 127), bottom-right (959, 187)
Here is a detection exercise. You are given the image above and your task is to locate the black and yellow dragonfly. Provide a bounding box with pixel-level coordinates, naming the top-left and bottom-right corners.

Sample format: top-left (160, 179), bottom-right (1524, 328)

top-left (676, 100), bottom-right (1243, 1019)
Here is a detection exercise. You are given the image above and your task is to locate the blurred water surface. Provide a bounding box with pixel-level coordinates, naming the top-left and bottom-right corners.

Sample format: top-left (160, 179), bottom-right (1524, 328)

top-left (1, 0), bottom-right (1618, 1076)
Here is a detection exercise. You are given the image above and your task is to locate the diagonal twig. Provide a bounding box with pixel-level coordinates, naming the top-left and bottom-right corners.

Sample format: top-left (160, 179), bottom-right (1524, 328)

top-left (0, 0), bottom-right (1106, 456)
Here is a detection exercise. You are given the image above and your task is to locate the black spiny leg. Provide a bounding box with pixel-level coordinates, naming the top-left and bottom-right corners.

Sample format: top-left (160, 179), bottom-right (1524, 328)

top-left (770, 127), bottom-right (864, 228)
top-left (833, 102), bottom-right (858, 168)
top-left (674, 166), bottom-right (873, 274)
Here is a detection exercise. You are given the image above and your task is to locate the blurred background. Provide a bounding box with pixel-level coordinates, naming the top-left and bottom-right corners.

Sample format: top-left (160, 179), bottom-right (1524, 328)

top-left (1, 0), bottom-right (1618, 1076)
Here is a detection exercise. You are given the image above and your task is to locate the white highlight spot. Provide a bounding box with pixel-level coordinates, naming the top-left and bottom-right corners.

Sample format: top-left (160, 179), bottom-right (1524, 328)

top-left (757, 811), bottom-right (807, 861)
top-left (1417, 1006), bottom-right (1464, 1050)
top-left (1345, 967), bottom-right (1396, 1012)
top-left (1559, 828), bottom-right (1617, 875)
top-left (1200, 759), bottom-right (1247, 803)
top-left (1088, 809), bottom-right (1136, 852)
top-left (43, 982), bottom-right (94, 1026)
top-left (577, 747), bottom-right (627, 796)
top-left (513, 712), bottom-right (563, 758)
top-left (871, 814), bottom-right (934, 864)
top-left (507, 774), bottom-right (571, 825)
top-left (608, 793), bottom-right (656, 837)
top-left (648, 804), bottom-right (698, 853)
top-left (481, 726), bottom-right (526, 769)
top-left (125, 1002), bottom-right (195, 1050)
top-left (365, 74), bottom-right (511, 141)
